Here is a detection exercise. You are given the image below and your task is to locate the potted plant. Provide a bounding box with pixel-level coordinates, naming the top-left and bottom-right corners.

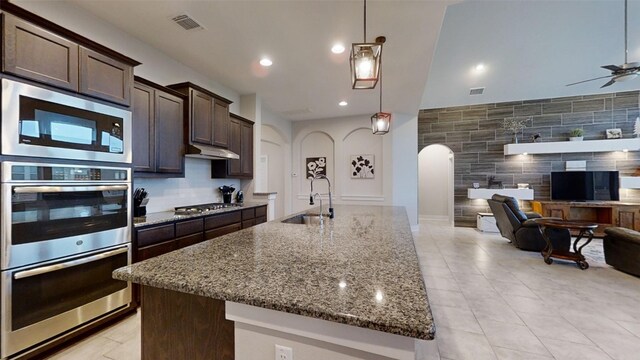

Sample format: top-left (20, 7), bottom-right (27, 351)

top-left (569, 128), bottom-right (584, 141)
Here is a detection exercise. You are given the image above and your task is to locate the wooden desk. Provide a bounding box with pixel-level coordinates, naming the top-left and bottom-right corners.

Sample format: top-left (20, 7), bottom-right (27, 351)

top-left (531, 200), bottom-right (640, 237)
top-left (532, 219), bottom-right (597, 270)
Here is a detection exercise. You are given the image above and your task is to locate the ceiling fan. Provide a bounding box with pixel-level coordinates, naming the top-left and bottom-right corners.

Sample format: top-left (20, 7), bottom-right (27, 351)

top-left (567, 0), bottom-right (639, 88)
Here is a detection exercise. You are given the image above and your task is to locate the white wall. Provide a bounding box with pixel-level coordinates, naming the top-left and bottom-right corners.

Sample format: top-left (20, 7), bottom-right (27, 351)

top-left (291, 116), bottom-right (392, 214)
top-left (419, 145), bottom-right (453, 221)
top-left (422, 0), bottom-right (640, 108)
top-left (261, 107), bottom-right (293, 217)
top-left (13, 1), bottom-right (249, 213)
top-left (391, 114), bottom-right (419, 227)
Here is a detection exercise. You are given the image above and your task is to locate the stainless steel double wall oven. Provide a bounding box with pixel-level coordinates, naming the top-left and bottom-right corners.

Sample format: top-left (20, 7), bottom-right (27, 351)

top-left (0, 78), bottom-right (133, 358)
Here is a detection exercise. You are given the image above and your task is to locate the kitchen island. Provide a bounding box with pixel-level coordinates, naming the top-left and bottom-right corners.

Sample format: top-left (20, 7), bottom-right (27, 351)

top-left (113, 205), bottom-right (433, 360)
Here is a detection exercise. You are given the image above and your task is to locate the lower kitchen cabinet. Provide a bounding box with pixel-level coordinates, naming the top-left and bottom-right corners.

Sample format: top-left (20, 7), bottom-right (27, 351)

top-left (133, 205), bottom-right (267, 305)
top-left (133, 76), bottom-right (185, 177)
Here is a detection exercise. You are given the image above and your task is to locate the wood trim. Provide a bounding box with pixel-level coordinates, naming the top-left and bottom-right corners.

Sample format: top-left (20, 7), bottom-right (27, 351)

top-left (229, 112), bottom-right (255, 125)
top-left (166, 81), bottom-right (233, 104)
top-left (134, 76), bottom-right (187, 99)
top-left (141, 286), bottom-right (234, 360)
top-left (0, 0), bottom-right (140, 66)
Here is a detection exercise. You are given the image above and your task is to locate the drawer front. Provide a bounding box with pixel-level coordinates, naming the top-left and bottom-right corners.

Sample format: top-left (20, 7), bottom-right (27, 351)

top-left (242, 208), bottom-right (255, 220)
top-left (242, 219), bottom-right (255, 229)
top-left (205, 211), bottom-right (241, 230)
top-left (137, 224), bottom-right (175, 248)
top-left (255, 216), bottom-right (267, 225)
top-left (137, 240), bottom-right (176, 262)
top-left (175, 233), bottom-right (204, 249)
top-left (205, 223), bottom-right (242, 240)
top-left (255, 206), bottom-right (267, 218)
top-left (175, 218), bottom-right (204, 237)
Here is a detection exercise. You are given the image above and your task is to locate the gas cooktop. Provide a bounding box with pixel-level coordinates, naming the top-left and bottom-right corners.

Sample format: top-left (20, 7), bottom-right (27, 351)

top-left (174, 203), bottom-right (241, 216)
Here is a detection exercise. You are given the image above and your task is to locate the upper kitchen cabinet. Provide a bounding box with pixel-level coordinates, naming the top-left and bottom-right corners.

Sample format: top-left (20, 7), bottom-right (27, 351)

top-left (166, 82), bottom-right (232, 149)
top-left (212, 113), bottom-right (254, 179)
top-left (2, 13), bottom-right (79, 91)
top-left (79, 47), bottom-right (133, 106)
top-left (133, 77), bottom-right (185, 177)
top-left (1, 8), bottom-right (139, 106)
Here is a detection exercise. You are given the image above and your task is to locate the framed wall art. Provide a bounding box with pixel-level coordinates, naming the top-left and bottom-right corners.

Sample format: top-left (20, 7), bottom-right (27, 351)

top-left (351, 155), bottom-right (375, 179)
top-left (306, 157), bottom-right (326, 179)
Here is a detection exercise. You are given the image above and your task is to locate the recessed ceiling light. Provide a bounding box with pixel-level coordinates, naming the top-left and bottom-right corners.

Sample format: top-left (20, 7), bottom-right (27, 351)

top-left (475, 63), bottom-right (485, 72)
top-left (331, 43), bottom-right (345, 54)
top-left (338, 100), bottom-right (348, 106)
top-left (259, 58), bottom-right (273, 67)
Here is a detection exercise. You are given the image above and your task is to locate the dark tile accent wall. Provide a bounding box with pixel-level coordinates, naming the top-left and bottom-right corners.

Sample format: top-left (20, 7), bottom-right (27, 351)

top-left (418, 91), bottom-right (640, 227)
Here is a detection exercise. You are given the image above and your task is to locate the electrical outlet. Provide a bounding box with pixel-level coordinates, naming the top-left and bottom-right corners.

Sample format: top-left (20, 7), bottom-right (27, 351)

top-left (275, 344), bottom-right (293, 360)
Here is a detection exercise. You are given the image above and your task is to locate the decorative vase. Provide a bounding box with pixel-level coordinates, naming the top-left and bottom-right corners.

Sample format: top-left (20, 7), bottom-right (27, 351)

top-left (513, 135), bottom-right (518, 144)
top-left (569, 136), bottom-right (583, 141)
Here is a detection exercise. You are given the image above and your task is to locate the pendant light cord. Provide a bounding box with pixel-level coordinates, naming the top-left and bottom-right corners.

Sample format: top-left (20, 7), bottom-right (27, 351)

top-left (363, 0), bottom-right (367, 42)
top-left (379, 57), bottom-right (383, 112)
top-left (625, 0), bottom-right (628, 64)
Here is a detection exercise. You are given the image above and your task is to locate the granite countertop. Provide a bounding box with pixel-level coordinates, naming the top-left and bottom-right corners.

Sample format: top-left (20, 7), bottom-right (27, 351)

top-left (115, 205), bottom-right (433, 340)
top-left (133, 202), bottom-right (268, 227)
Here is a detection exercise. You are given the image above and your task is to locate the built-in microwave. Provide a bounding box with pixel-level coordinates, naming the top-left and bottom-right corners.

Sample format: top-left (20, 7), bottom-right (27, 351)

top-left (1, 78), bottom-right (132, 163)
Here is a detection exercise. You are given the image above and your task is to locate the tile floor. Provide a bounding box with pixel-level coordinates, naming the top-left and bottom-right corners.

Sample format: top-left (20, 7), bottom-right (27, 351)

top-left (45, 220), bottom-right (640, 360)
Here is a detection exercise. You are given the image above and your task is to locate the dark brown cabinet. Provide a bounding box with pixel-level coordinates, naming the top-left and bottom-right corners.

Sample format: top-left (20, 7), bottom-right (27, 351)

top-left (133, 77), bottom-right (185, 177)
top-left (1, 12), bottom-right (137, 106)
top-left (167, 82), bottom-right (232, 149)
top-left (79, 47), bottom-right (133, 106)
top-left (2, 13), bottom-right (78, 91)
top-left (212, 113), bottom-right (254, 179)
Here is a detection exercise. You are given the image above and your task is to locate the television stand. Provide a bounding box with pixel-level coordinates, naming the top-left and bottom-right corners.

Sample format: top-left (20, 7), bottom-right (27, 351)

top-left (530, 201), bottom-right (640, 237)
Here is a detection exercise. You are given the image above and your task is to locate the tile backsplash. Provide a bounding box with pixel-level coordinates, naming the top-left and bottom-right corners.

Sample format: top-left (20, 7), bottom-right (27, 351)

top-left (419, 91), bottom-right (640, 227)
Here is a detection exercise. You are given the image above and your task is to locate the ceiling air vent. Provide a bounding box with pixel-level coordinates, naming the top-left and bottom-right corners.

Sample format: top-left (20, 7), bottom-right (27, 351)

top-left (469, 87), bottom-right (485, 96)
top-left (171, 14), bottom-right (204, 31)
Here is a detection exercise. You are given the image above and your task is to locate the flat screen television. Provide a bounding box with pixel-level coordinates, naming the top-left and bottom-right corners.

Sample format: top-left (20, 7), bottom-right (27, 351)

top-left (551, 171), bottom-right (620, 201)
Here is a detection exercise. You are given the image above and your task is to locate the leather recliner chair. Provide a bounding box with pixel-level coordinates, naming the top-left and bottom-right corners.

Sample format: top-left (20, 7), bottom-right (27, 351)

top-left (487, 194), bottom-right (570, 252)
top-left (603, 227), bottom-right (640, 277)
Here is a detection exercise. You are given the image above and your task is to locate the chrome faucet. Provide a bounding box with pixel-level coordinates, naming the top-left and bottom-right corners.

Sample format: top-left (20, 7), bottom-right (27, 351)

top-left (309, 174), bottom-right (334, 218)
top-left (312, 193), bottom-right (324, 226)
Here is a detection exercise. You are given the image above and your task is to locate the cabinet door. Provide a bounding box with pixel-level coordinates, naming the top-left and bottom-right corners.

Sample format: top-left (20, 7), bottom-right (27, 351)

top-left (617, 207), bottom-right (639, 230)
top-left (155, 91), bottom-right (184, 174)
top-left (240, 121), bottom-right (254, 178)
top-left (137, 240), bottom-right (177, 262)
top-left (79, 47), bottom-right (133, 106)
top-left (212, 99), bottom-right (230, 148)
top-left (2, 13), bottom-right (79, 91)
top-left (191, 89), bottom-right (213, 145)
top-left (132, 83), bottom-right (155, 172)
top-left (227, 118), bottom-right (242, 176)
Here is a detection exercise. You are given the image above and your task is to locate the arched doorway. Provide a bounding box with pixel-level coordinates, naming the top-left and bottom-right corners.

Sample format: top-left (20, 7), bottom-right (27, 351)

top-left (418, 144), bottom-right (454, 225)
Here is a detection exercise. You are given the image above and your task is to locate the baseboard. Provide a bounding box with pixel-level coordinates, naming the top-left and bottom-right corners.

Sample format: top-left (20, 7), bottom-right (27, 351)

top-left (420, 215), bottom-right (449, 221)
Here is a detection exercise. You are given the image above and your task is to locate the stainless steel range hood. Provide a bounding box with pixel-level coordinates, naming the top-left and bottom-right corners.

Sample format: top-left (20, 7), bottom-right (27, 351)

top-left (185, 144), bottom-right (239, 160)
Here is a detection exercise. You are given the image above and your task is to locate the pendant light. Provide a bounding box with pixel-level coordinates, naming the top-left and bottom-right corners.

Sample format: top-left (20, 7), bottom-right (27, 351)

top-left (350, 0), bottom-right (383, 89)
top-left (371, 48), bottom-right (390, 135)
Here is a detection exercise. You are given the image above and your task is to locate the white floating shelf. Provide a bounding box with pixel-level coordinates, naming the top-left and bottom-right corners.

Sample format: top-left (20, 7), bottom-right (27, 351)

top-left (467, 188), bottom-right (535, 200)
top-left (620, 176), bottom-right (640, 189)
top-left (504, 138), bottom-right (640, 155)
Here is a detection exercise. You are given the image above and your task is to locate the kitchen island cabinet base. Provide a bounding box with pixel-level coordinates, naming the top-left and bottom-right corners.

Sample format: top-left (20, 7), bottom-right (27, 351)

top-left (141, 286), bottom-right (234, 360)
top-left (227, 302), bottom-right (426, 360)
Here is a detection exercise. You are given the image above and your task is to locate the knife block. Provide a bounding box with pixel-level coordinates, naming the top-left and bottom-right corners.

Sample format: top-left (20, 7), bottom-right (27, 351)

top-left (134, 206), bottom-right (147, 217)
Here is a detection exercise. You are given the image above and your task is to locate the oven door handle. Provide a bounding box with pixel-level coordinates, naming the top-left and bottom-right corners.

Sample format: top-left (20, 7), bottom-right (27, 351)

top-left (13, 246), bottom-right (129, 280)
top-left (13, 185), bottom-right (128, 194)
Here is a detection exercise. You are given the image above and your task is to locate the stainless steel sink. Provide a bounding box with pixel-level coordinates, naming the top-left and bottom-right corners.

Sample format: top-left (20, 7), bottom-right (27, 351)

top-left (281, 213), bottom-right (323, 225)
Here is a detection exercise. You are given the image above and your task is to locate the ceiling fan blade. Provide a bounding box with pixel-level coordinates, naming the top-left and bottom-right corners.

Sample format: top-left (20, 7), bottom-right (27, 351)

top-left (566, 75), bottom-right (615, 86)
top-left (602, 65), bottom-right (623, 71)
top-left (601, 78), bottom-right (617, 88)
